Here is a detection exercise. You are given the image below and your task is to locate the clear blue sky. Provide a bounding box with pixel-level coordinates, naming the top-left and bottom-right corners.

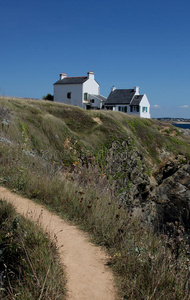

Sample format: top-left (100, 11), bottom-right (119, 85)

top-left (1, 0), bottom-right (190, 118)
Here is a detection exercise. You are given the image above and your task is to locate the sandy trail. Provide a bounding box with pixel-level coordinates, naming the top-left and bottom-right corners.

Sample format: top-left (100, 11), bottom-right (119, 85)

top-left (0, 187), bottom-right (116, 300)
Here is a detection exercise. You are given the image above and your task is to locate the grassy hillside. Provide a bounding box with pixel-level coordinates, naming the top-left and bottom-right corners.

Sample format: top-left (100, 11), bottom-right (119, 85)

top-left (0, 200), bottom-right (66, 299)
top-left (0, 96), bottom-right (189, 166)
top-left (0, 97), bottom-right (190, 299)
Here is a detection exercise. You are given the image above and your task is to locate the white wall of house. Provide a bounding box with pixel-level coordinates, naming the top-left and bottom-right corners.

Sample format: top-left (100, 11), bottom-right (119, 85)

top-left (112, 97), bottom-right (151, 119)
top-left (128, 106), bottom-right (140, 117)
top-left (83, 78), bottom-right (100, 99)
top-left (139, 95), bottom-right (151, 118)
top-left (114, 105), bottom-right (129, 113)
top-left (88, 95), bottom-right (102, 109)
top-left (54, 72), bottom-right (100, 109)
top-left (114, 105), bottom-right (140, 115)
top-left (54, 84), bottom-right (83, 108)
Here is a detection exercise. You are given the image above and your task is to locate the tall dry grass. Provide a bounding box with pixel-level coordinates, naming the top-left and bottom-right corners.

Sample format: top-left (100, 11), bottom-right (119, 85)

top-left (0, 143), bottom-right (189, 299)
top-left (0, 97), bottom-right (189, 299)
top-left (0, 200), bottom-right (66, 299)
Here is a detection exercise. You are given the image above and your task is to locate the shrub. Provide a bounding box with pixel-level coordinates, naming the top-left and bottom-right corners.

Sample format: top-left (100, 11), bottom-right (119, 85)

top-left (42, 93), bottom-right (54, 101)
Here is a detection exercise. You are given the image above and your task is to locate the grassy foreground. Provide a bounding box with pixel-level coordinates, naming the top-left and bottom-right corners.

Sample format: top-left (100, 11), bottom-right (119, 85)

top-left (0, 97), bottom-right (190, 299)
top-left (0, 200), bottom-right (66, 299)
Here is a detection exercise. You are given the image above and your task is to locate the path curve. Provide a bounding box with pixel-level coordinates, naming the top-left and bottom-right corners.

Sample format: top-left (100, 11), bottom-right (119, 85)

top-left (0, 187), bottom-right (116, 300)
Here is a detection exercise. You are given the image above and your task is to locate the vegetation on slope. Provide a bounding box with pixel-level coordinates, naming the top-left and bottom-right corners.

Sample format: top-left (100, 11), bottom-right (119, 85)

top-left (1, 97), bottom-right (189, 166)
top-left (0, 97), bottom-right (190, 299)
top-left (0, 200), bottom-right (66, 299)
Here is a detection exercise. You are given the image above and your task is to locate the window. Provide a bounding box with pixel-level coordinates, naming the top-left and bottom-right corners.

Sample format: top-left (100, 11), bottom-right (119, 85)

top-left (118, 106), bottom-right (127, 113)
top-left (142, 107), bottom-right (148, 112)
top-left (130, 106), bottom-right (139, 112)
top-left (67, 92), bottom-right (71, 99)
top-left (90, 99), bottom-right (94, 103)
top-left (84, 93), bottom-right (88, 101)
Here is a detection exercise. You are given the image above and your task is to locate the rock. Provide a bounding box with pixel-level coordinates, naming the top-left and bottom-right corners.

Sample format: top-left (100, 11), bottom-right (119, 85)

top-left (153, 164), bottom-right (190, 230)
top-left (105, 139), bottom-right (151, 208)
top-left (104, 139), bottom-right (190, 231)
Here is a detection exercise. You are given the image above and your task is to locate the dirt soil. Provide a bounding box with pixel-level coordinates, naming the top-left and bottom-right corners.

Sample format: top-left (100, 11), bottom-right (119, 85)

top-left (0, 187), bottom-right (116, 300)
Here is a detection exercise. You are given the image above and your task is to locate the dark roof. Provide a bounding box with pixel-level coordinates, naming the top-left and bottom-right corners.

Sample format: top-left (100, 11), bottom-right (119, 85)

top-left (130, 95), bottom-right (143, 105)
top-left (54, 76), bottom-right (88, 85)
top-left (105, 89), bottom-right (136, 105)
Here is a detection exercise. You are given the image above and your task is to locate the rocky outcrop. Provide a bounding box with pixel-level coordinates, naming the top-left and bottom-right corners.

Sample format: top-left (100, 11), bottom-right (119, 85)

top-left (153, 164), bottom-right (190, 229)
top-left (63, 138), bottom-right (189, 231)
top-left (105, 139), bottom-right (190, 230)
top-left (105, 139), bottom-right (151, 208)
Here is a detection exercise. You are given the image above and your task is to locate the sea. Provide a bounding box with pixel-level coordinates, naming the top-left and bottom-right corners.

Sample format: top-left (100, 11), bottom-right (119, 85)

top-left (172, 123), bottom-right (190, 129)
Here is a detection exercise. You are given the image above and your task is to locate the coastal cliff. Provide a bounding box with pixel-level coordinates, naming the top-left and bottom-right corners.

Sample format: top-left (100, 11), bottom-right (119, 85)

top-left (0, 97), bottom-right (189, 231)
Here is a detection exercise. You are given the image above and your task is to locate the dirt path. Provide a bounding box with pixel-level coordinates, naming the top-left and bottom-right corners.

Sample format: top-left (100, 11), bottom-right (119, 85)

top-left (0, 187), bottom-right (116, 300)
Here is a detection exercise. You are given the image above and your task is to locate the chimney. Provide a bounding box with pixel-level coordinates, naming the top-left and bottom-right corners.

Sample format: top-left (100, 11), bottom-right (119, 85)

top-left (87, 71), bottom-right (94, 80)
top-left (134, 86), bottom-right (140, 95)
top-left (111, 86), bottom-right (116, 92)
top-left (60, 73), bottom-right (67, 80)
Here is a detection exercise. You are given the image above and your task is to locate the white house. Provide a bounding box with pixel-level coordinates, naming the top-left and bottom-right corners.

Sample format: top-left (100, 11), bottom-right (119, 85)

top-left (104, 86), bottom-right (151, 118)
top-left (53, 71), bottom-right (106, 110)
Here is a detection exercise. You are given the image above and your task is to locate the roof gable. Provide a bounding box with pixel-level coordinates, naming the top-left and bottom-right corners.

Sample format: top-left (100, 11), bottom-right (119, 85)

top-left (54, 76), bottom-right (88, 85)
top-left (130, 95), bottom-right (143, 105)
top-left (105, 89), bottom-right (136, 105)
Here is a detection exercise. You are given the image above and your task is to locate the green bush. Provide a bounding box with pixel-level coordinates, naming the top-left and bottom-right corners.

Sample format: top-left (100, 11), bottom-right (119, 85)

top-left (42, 93), bottom-right (54, 101)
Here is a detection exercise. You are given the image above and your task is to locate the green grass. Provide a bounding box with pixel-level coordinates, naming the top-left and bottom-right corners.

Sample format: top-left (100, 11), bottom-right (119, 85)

top-left (1, 97), bottom-right (190, 164)
top-left (0, 142), bottom-right (189, 299)
top-left (0, 200), bottom-right (66, 299)
top-left (0, 96), bottom-right (190, 299)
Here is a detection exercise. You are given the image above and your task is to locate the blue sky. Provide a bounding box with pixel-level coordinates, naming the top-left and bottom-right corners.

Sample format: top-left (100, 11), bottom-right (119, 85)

top-left (0, 0), bottom-right (190, 118)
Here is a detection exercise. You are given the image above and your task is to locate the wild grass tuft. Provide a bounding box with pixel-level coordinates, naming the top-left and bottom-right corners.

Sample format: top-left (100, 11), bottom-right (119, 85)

top-left (0, 200), bottom-right (66, 299)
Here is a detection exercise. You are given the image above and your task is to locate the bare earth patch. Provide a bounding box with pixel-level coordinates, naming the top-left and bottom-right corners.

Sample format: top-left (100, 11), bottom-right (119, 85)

top-left (93, 117), bottom-right (103, 125)
top-left (0, 187), bottom-right (116, 300)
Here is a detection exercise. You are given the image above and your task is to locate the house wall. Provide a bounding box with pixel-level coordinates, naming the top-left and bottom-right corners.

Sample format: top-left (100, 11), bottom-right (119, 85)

top-left (110, 96), bottom-right (151, 119)
top-left (83, 78), bottom-right (100, 99)
top-left (139, 95), bottom-right (151, 118)
top-left (54, 84), bottom-right (83, 108)
top-left (114, 105), bottom-right (129, 113)
top-left (128, 109), bottom-right (139, 117)
top-left (89, 95), bottom-right (102, 109)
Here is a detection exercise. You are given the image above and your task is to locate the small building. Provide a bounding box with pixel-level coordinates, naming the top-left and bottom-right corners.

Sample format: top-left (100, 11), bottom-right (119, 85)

top-left (53, 71), bottom-right (106, 110)
top-left (105, 86), bottom-right (151, 118)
